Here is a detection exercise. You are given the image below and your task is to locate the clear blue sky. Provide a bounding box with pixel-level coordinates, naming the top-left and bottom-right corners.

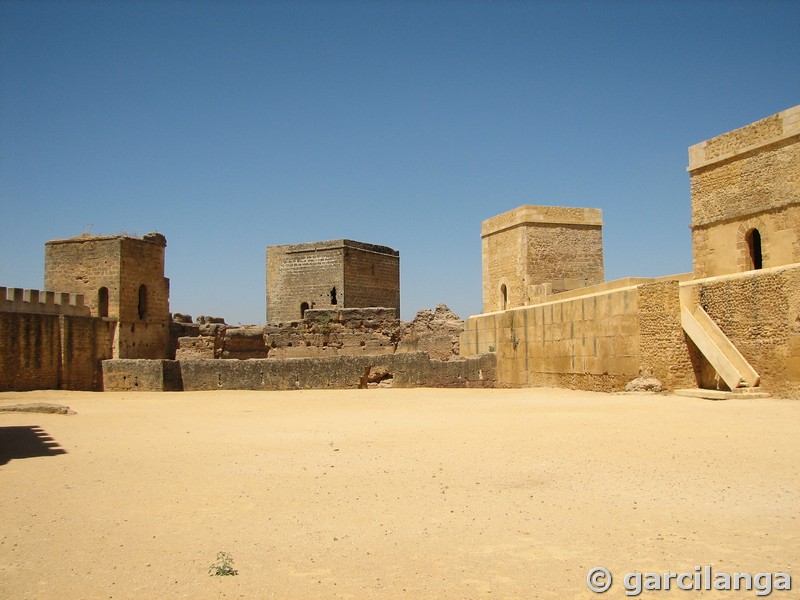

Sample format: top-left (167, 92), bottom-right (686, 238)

top-left (1, 1), bottom-right (798, 324)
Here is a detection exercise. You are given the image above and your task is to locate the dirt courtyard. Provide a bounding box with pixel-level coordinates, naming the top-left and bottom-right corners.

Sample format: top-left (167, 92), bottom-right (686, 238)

top-left (0, 388), bottom-right (797, 599)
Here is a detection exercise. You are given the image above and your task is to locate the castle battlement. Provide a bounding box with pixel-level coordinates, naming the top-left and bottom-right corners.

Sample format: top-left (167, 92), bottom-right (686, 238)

top-left (0, 286), bottom-right (92, 317)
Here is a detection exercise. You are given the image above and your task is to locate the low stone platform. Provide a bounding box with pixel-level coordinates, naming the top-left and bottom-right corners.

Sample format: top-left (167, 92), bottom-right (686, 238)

top-left (674, 388), bottom-right (771, 400)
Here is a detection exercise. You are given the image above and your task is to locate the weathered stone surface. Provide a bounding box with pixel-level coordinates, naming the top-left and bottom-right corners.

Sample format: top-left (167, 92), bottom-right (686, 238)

top-left (397, 303), bottom-right (463, 361)
top-left (172, 313), bottom-right (193, 324)
top-left (102, 352), bottom-right (496, 392)
top-left (265, 307), bottom-right (400, 358)
top-left (221, 326), bottom-right (267, 359)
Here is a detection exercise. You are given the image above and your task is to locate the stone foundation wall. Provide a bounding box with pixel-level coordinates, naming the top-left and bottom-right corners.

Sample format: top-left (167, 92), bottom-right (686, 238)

top-left (101, 352), bottom-right (496, 392)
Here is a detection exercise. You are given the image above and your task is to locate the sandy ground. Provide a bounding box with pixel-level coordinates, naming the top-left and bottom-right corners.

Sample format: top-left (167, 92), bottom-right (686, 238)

top-left (0, 388), bottom-right (797, 600)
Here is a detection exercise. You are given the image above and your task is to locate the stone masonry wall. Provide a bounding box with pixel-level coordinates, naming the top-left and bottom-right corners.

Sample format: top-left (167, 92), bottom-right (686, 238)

top-left (463, 282), bottom-right (647, 391)
top-left (266, 240), bottom-right (400, 323)
top-left (342, 245), bottom-right (400, 314)
top-left (481, 206), bottom-right (604, 313)
top-left (45, 236), bottom-right (124, 318)
top-left (680, 264), bottom-right (800, 399)
top-left (524, 224), bottom-right (604, 288)
top-left (0, 312), bottom-right (115, 391)
top-left (266, 241), bottom-right (344, 323)
top-left (102, 352), bottom-right (496, 392)
top-left (44, 233), bottom-right (170, 359)
top-left (689, 105), bottom-right (800, 278)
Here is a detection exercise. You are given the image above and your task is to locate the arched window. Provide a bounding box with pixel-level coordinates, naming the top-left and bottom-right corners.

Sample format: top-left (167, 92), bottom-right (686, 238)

top-left (137, 284), bottom-right (148, 320)
top-left (330, 287), bottom-right (338, 305)
top-left (746, 229), bottom-right (763, 270)
top-left (500, 284), bottom-right (508, 310)
top-left (98, 287), bottom-right (109, 318)
top-left (300, 302), bottom-right (310, 318)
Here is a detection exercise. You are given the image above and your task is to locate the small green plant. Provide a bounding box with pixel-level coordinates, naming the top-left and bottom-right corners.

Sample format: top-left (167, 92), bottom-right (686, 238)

top-left (209, 551), bottom-right (238, 576)
top-left (488, 345), bottom-right (496, 353)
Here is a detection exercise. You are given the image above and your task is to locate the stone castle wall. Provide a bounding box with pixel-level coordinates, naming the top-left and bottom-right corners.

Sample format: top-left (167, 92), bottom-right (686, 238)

top-left (462, 279), bottom-right (694, 392)
top-left (461, 265), bottom-right (800, 398)
top-left (0, 312), bottom-right (115, 391)
top-left (689, 106), bottom-right (800, 278)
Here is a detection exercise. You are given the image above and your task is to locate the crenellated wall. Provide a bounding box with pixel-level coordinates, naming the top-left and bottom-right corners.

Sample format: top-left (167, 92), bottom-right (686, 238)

top-left (0, 286), bottom-right (90, 317)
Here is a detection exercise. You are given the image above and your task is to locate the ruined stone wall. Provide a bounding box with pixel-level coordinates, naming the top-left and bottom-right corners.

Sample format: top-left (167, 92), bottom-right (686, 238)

top-left (102, 352), bottom-right (496, 392)
top-left (689, 105), bottom-right (800, 278)
top-left (481, 206), bottom-right (604, 313)
top-left (266, 239), bottom-right (400, 323)
top-left (680, 264), bottom-right (800, 399)
top-left (265, 308), bottom-right (399, 358)
top-left (0, 312), bottom-right (115, 391)
top-left (176, 306), bottom-right (463, 362)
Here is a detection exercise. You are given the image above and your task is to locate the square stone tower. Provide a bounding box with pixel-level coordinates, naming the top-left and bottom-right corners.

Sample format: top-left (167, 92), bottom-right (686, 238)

top-left (481, 205), bottom-right (604, 313)
top-left (266, 239), bottom-right (400, 323)
top-left (44, 232), bottom-right (170, 359)
top-left (688, 105), bottom-right (800, 278)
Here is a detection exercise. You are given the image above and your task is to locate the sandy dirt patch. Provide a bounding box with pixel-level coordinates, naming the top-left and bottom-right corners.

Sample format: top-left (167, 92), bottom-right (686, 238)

top-left (0, 388), bottom-right (797, 599)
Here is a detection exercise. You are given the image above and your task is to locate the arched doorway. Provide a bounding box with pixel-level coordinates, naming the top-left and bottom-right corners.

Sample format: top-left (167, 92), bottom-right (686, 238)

top-left (500, 284), bottom-right (508, 310)
top-left (300, 302), bottom-right (310, 318)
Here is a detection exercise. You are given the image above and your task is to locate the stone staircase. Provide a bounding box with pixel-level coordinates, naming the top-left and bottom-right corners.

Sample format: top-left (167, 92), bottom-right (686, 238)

top-left (675, 304), bottom-right (769, 400)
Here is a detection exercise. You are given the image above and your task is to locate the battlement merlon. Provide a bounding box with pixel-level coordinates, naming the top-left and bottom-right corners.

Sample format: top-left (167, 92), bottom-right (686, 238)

top-left (481, 205), bottom-right (603, 238)
top-left (0, 286), bottom-right (92, 316)
top-left (269, 239), bottom-right (399, 257)
top-left (45, 231), bottom-right (167, 248)
top-left (688, 105), bottom-right (800, 172)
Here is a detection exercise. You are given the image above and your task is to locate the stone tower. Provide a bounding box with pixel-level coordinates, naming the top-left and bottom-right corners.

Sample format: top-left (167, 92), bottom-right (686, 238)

top-left (688, 105), bottom-right (800, 278)
top-left (266, 239), bottom-right (400, 323)
top-left (44, 232), bottom-right (170, 359)
top-left (481, 205), bottom-right (604, 313)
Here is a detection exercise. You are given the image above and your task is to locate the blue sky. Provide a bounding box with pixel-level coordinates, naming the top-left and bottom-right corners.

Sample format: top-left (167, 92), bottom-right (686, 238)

top-left (1, 1), bottom-right (798, 323)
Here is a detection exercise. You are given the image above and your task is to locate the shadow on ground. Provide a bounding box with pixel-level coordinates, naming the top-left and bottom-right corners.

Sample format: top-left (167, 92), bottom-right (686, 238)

top-left (0, 426), bottom-right (67, 466)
